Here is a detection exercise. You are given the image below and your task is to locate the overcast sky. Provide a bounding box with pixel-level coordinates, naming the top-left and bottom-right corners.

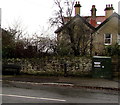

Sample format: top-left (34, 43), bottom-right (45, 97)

top-left (0, 0), bottom-right (120, 37)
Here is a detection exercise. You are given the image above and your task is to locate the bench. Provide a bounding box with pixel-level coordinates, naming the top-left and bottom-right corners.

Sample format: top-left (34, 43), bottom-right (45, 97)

top-left (2, 64), bottom-right (21, 75)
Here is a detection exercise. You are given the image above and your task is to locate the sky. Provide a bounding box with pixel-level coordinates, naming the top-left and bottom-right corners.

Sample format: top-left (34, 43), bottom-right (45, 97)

top-left (0, 0), bottom-right (120, 37)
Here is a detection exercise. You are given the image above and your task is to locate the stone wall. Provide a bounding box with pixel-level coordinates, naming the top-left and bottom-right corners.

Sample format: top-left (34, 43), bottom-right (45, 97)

top-left (3, 57), bottom-right (92, 76)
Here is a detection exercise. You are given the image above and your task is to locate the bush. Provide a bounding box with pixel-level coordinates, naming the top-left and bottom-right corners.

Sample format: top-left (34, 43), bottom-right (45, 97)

top-left (105, 43), bottom-right (120, 56)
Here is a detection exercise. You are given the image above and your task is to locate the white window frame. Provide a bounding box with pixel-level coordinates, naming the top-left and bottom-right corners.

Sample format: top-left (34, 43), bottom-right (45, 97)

top-left (117, 34), bottom-right (120, 45)
top-left (104, 33), bottom-right (112, 45)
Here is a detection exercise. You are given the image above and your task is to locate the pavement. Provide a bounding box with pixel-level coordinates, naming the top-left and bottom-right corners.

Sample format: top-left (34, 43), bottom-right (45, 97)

top-left (2, 75), bottom-right (120, 91)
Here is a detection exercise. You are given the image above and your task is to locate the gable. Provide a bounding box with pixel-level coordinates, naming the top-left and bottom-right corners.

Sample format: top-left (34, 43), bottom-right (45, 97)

top-left (55, 14), bottom-right (95, 33)
top-left (97, 17), bottom-right (119, 33)
top-left (96, 12), bottom-right (120, 31)
top-left (93, 13), bottom-right (120, 55)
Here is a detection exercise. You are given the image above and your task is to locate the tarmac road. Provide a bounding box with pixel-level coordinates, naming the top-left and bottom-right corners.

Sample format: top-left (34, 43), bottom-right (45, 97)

top-left (2, 83), bottom-right (118, 104)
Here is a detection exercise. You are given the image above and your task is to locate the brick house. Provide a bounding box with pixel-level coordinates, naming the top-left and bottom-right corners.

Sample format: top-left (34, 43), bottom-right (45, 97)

top-left (55, 1), bottom-right (120, 55)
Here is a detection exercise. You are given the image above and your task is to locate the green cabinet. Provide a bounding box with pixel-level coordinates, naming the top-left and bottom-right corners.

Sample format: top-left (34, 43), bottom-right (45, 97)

top-left (92, 56), bottom-right (112, 79)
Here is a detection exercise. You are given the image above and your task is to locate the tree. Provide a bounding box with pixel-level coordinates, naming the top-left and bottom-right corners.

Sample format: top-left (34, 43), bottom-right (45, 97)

top-left (50, 0), bottom-right (94, 56)
top-left (2, 29), bottom-right (16, 58)
top-left (30, 33), bottom-right (57, 56)
top-left (64, 18), bottom-right (93, 56)
top-left (49, 0), bottom-right (77, 56)
top-left (8, 19), bottom-right (27, 41)
top-left (2, 19), bottom-right (27, 58)
top-left (49, 0), bottom-right (75, 27)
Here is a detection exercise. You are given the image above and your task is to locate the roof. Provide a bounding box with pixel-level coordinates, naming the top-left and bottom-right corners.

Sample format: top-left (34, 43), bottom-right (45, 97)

top-left (96, 12), bottom-right (120, 31)
top-left (55, 14), bottom-right (95, 33)
top-left (83, 16), bottom-right (106, 27)
top-left (55, 12), bottom-right (120, 34)
top-left (64, 15), bottom-right (106, 28)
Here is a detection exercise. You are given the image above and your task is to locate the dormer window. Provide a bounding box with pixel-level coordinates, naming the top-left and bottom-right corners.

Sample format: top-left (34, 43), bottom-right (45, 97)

top-left (104, 33), bottom-right (112, 45)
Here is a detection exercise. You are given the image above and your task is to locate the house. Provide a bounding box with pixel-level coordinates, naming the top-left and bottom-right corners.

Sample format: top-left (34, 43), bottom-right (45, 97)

top-left (93, 12), bottom-right (120, 55)
top-left (55, 14), bottom-right (95, 55)
top-left (55, 1), bottom-right (120, 56)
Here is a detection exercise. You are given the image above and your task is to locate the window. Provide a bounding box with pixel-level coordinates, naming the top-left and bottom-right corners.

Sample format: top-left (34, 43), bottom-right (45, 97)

top-left (117, 34), bottom-right (120, 45)
top-left (104, 33), bottom-right (112, 45)
top-left (97, 22), bottom-right (101, 25)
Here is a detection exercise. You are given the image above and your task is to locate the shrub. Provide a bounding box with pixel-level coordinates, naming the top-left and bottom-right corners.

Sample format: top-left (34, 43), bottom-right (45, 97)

top-left (105, 43), bottom-right (120, 56)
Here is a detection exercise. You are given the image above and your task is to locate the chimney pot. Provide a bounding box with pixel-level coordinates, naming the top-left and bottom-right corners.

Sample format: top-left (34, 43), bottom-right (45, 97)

top-left (74, 1), bottom-right (81, 15)
top-left (106, 5), bottom-right (107, 8)
top-left (111, 4), bottom-right (113, 7)
top-left (92, 5), bottom-right (95, 8)
top-left (105, 4), bottom-right (114, 18)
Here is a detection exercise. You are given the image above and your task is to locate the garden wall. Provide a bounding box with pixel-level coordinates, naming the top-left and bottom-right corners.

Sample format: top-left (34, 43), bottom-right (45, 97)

top-left (3, 56), bottom-right (92, 76)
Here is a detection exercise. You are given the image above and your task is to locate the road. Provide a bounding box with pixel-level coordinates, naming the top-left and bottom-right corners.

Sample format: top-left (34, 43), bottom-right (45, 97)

top-left (1, 83), bottom-right (118, 104)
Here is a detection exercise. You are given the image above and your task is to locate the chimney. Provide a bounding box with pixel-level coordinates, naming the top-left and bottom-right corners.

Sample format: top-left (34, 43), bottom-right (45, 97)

top-left (90, 5), bottom-right (97, 27)
top-left (104, 4), bottom-right (114, 18)
top-left (74, 1), bottom-right (81, 15)
top-left (91, 5), bottom-right (97, 18)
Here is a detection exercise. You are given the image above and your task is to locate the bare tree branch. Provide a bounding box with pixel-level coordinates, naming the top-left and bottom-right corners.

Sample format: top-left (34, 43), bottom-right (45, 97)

top-left (49, 0), bottom-right (75, 27)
